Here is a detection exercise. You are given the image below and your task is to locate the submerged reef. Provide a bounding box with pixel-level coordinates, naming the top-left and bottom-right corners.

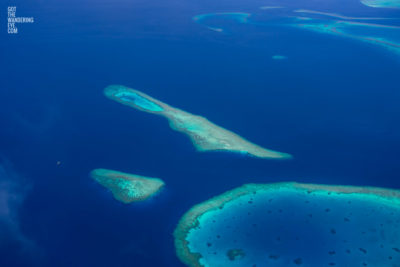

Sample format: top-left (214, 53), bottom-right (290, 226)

top-left (293, 9), bottom-right (393, 20)
top-left (104, 85), bottom-right (291, 159)
top-left (259, 6), bottom-right (284, 10)
top-left (272, 55), bottom-right (287, 60)
top-left (174, 182), bottom-right (400, 267)
top-left (361, 0), bottom-right (400, 8)
top-left (291, 16), bottom-right (400, 56)
top-left (193, 12), bottom-right (250, 24)
top-left (193, 10), bottom-right (400, 56)
top-left (90, 169), bottom-right (164, 203)
top-left (193, 13), bottom-right (251, 33)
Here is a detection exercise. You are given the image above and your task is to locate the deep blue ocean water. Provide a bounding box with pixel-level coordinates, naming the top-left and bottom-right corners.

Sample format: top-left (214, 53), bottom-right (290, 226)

top-left (1, 0), bottom-right (400, 266)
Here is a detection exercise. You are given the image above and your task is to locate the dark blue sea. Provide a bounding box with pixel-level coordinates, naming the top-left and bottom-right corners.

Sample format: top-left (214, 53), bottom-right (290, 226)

top-left (1, 0), bottom-right (400, 266)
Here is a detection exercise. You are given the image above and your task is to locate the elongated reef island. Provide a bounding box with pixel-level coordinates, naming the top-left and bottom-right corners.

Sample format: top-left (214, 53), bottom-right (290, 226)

top-left (104, 85), bottom-right (291, 159)
top-left (90, 169), bottom-right (165, 203)
top-left (174, 182), bottom-right (400, 267)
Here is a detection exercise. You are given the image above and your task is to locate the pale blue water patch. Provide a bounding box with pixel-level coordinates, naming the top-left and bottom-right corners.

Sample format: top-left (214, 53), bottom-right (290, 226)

top-left (193, 12), bottom-right (251, 33)
top-left (115, 91), bottom-right (164, 112)
top-left (183, 122), bottom-right (204, 132)
top-left (193, 12), bottom-right (251, 24)
top-left (361, 0), bottom-right (400, 8)
top-left (272, 55), bottom-right (288, 60)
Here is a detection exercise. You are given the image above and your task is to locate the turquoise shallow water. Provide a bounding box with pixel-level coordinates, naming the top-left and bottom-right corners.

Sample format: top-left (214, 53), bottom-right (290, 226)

top-left (1, 0), bottom-right (400, 266)
top-left (193, 10), bottom-right (400, 56)
top-left (186, 186), bottom-right (400, 266)
top-left (116, 90), bottom-right (164, 112)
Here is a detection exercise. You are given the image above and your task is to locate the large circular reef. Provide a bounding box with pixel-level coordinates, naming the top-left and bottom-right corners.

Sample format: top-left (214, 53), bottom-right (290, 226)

top-left (174, 182), bottom-right (400, 267)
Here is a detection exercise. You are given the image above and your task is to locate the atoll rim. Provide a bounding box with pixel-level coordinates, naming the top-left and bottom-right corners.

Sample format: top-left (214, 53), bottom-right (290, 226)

top-left (174, 182), bottom-right (400, 267)
top-left (104, 85), bottom-right (165, 113)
